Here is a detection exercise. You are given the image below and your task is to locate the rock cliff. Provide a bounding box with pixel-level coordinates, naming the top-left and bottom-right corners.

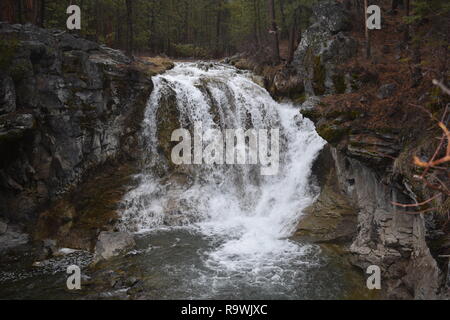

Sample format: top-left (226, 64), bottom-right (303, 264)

top-left (0, 23), bottom-right (170, 237)
top-left (289, 1), bottom-right (449, 299)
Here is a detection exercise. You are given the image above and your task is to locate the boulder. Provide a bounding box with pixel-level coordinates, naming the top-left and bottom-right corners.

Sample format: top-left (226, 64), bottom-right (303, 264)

top-left (291, 0), bottom-right (357, 95)
top-left (93, 232), bottom-right (136, 263)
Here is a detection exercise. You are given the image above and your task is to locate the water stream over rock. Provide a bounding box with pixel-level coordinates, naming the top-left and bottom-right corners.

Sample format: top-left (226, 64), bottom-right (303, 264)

top-left (0, 62), bottom-right (372, 299)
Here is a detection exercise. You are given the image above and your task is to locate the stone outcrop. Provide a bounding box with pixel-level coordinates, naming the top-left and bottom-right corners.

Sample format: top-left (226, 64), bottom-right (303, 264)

top-left (300, 96), bottom-right (449, 299)
top-left (226, 0), bottom-right (358, 100)
top-left (0, 23), bottom-right (157, 227)
top-left (291, 0), bottom-right (357, 96)
top-left (93, 231), bottom-right (136, 264)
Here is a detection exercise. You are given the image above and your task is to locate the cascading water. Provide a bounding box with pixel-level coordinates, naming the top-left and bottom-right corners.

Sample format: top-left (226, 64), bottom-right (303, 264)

top-left (116, 62), bottom-right (349, 299)
top-left (0, 62), bottom-right (371, 300)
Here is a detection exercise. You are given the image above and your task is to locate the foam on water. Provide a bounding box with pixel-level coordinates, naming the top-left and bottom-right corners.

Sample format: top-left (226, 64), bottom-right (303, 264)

top-left (119, 62), bottom-right (326, 282)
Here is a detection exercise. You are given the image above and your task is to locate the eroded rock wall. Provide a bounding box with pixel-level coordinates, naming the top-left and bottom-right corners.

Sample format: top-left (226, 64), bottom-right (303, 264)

top-left (331, 148), bottom-right (444, 299)
top-left (0, 23), bottom-right (153, 224)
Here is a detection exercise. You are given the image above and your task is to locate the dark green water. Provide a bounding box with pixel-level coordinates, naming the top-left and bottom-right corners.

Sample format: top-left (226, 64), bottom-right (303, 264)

top-left (0, 227), bottom-right (374, 300)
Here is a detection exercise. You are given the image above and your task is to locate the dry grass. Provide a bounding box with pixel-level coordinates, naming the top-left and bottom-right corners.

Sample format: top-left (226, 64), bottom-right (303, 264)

top-left (133, 56), bottom-right (175, 76)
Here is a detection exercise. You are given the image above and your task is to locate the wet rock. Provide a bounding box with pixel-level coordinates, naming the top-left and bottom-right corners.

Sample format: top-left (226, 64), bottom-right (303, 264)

top-left (272, 67), bottom-right (304, 97)
top-left (57, 33), bottom-right (99, 52)
top-left (295, 146), bottom-right (358, 244)
top-left (35, 238), bottom-right (57, 260)
top-left (377, 83), bottom-right (397, 99)
top-left (0, 220), bottom-right (7, 234)
top-left (0, 75), bottom-right (16, 114)
top-left (0, 22), bottom-right (164, 226)
top-left (301, 96), bottom-right (321, 110)
top-left (155, 84), bottom-right (182, 173)
top-left (0, 224), bottom-right (29, 250)
top-left (93, 232), bottom-right (136, 263)
top-left (331, 149), bottom-right (443, 299)
top-left (251, 75), bottom-right (265, 88)
top-left (127, 280), bottom-right (146, 297)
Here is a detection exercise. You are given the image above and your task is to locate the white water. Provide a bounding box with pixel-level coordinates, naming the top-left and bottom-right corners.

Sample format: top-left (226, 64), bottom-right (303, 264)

top-left (118, 62), bottom-right (326, 291)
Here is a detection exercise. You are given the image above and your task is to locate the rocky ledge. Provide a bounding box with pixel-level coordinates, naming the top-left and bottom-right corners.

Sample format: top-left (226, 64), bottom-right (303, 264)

top-left (0, 23), bottom-right (173, 250)
top-left (281, 1), bottom-right (449, 299)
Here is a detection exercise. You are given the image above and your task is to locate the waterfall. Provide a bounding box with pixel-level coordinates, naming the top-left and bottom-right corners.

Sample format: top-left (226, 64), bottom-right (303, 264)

top-left (118, 62), bottom-right (326, 283)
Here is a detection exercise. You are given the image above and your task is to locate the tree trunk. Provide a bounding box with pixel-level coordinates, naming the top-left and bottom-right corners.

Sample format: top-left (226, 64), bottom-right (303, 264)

top-left (116, 6), bottom-right (122, 50)
top-left (253, 0), bottom-right (260, 49)
top-left (23, 0), bottom-right (39, 24)
top-left (17, 0), bottom-right (23, 24)
top-left (364, 0), bottom-right (371, 58)
top-left (38, 0), bottom-right (45, 27)
top-left (267, 0), bottom-right (280, 64)
top-left (126, 0), bottom-right (133, 56)
top-left (215, 0), bottom-right (223, 56)
top-left (0, 0), bottom-right (16, 23)
top-left (392, 0), bottom-right (404, 10)
top-left (287, 8), bottom-right (300, 64)
top-left (279, 0), bottom-right (288, 39)
top-left (404, 0), bottom-right (410, 42)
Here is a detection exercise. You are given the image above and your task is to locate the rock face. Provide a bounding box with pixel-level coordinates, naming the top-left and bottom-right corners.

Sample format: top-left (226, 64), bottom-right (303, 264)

top-left (291, 0), bottom-right (357, 96)
top-left (0, 23), bottom-right (154, 224)
top-left (300, 98), bottom-right (449, 299)
top-left (0, 220), bottom-right (7, 235)
top-left (93, 231), bottom-right (136, 263)
top-left (295, 146), bottom-right (358, 244)
top-left (332, 149), bottom-right (443, 299)
top-left (229, 1), bottom-right (359, 99)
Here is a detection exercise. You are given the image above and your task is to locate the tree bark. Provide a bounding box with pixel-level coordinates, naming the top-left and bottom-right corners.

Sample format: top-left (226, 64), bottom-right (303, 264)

top-left (364, 0), bottom-right (371, 58)
top-left (404, 0), bottom-right (410, 42)
top-left (267, 0), bottom-right (280, 64)
top-left (0, 0), bottom-right (16, 23)
top-left (215, 0), bottom-right (223, 56)
top-left (126, 0), bottom-right (134, 56)
top-left (38, 0), bottom-right (46, 27)
top-left (279, 0), bottom-right (288, 39)
top-left (287, 8), bottom-right (300, 64)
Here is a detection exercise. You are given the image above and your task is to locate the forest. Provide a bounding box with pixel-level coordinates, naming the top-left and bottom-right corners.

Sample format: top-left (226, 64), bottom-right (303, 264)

top-left (0, 0), bottom-right (323, 61)
top-left (1, 1), bottom-right (449, 65)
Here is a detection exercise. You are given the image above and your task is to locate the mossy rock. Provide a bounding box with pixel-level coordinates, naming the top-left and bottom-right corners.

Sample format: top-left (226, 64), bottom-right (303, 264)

top-left (312, 56), bottom-right (326, 96)
top-left (317, 124), bottom-right (349, 144)
top-left (332, 74), bottom-right (346, 94)
top-left (293, 93), bottom-right (307, 105)
top-left (325, 109), bottom-right (362, 121)
top-left (6, 57), bottom-right (34, 83)
top-left (0, 36), bottom-right (19, 73)
top-left (156, 86), bottom-right (182, 169)
top-left (300, 109), bottom-right (321, 122)
top-left (34, 163), bottom-right (137, 251)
